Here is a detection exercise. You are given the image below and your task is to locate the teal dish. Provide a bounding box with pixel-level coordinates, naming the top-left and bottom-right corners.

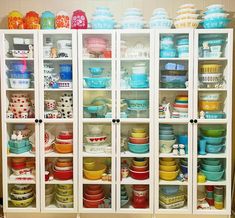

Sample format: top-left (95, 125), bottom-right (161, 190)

top-left (201, 136), bottom-right (225, 145)
top-left (159, 130), bottom-right (174, 135)
top-left (8, 139), bottom-right (30, 148)
top-left (205, 112), bottom-right (226, 119)
top-left (89, 67), bottom-right (104, 76)
top-left (201, 163), bottom-right (222, 172)
top-left (202, 18), bottom-right (230, 29)
top-left (10, 144), bottom-right (32, 154)
top-left (160, 49), bottom-right (177, 58)
top-left (126, 99), bottom-right (149, 110)
top-left (159, 134), bottom-right (175, 140)
top-left (130, 80), bottom-right (149, 88)
top-left (203, 159), bottom-right (221, 165)
top-left (206, 144), bottom-right (225, 153)
top-left (84, 105), bottom-right (105, 114)
top-left (160, 185), bottom-right (179, 195)
top-left (200, 169), bottom-right (224, 181)
top-left (128, 142), bottom-right (149, 154)
top-left (159, 124), bottom-right (173, 130)
top-left (204, 8), bottom-right (225, 15)
top-left (84, 77), bottom-right (110, 88)
top-left (91, 19), bottom-right (115, 29)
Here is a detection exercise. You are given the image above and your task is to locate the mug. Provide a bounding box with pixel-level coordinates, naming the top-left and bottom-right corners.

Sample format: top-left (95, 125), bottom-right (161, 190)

top-left (21, 112), bottom-right (28, 118)
top-left (6, 111), bottom-right (14, 118)
top-left (45, 99), bottom-right (56, 111)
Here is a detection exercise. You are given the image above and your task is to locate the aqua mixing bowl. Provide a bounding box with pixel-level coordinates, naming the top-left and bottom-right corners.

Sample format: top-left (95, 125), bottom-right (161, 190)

top-left (161, 75), bottom-right (187, 83)
top-left (203, 159), bottom-right (221, 165)
top-left (159, 124), bottom-right (173, 130)
top-left (160, 185), bottom-right (179, 195)
top-left (149, 19), bottom-right (172, 29)
top-left (91, 19), bottom-right (115, 29)
top-left (84, 77), bottom-right (110, 88)
top-left (126, 99), bottom-right (149, 110)
top-left (131, 74), bottom-right (147, 80)
top-left (160, 49), bottom-right (177, 58)
top-left (89, 67), bottom-right (104, 76)
top-left (202, 18), bottom-right (230, 29)
top-left (206, 144), bottom-right (224, 153)
top-left (128, 142), bottom-right (149, 154)
top-left (130, 80), bottom-right (149, 88)
top-left (201, 136), bottom-right (225, 145)
top-left (159, 130), bottom-right (174, 135)
top-left (200, 169), bottom-right (224, 181)
top-left (159, 134), bottom-right (175, 140)
top-left (84, 105), bottom-right (105, 114)
top-left (204, 8), bottom-right (225, 15)
top-left (177, 38), bottom-right (189, 46)
top-left (201, 163), bottom-right (222, 172)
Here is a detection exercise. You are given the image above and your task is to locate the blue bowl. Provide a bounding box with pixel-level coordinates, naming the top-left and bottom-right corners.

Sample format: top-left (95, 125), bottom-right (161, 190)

top-left (201, 136), bottom-right (225, 145)
top-left (160, 49), bottom-right (177, 58)
top-left (159, 130), bottom-right (174, 135)
top-left (8, 139), bottom-right (30, 148)
top-left (84, 77), bottom-right (110, 88)
top-left (11, 62), bottom-right (27, 72)
top-left (89, 67), bottom-right (104, 76)
top-left (129, 80), bottom-right (149, 88)
top-left (122, 22), bottom-right (144, 29)
top-left (128, 142), bottom-right (149, 154)
top-left (206, 144), bottom-right (225, 153)
top-left (159, 134), bottom-right (175, 140)
top-left (202, 18), bottom-right (230, 29)
top-left (84, 105), bottom-right (105, 114)
top-left (160, 185), bottom-right (179, 195)
top-left (161, 75), bottom-right (187, 83)
top-left (201, 163), bottom-right (222, 172)
top-left (159, 124), bottom-right (173, 130)
top-left (200, 169), bottom-right (224, 181)
top-left (91, 19), bottom-right (115, 29)
top-left (131, 74), bottom-right (147, 80)
top-left (149, 19), bottom-right (172, 29)
top-left (9, 71), bottom-right (31, 79)
top-left (180, 164), bottom-right (188, 175)
top-left (204, 8), bottom-right (225, 15)
top-left (126, 99), bottom-right (149, 110)
top-left (60, 71), bottom-right (72, 80)
top-left (203, 159), bottom-right (221, 165)
top-left (60, 64), bottom-right (72, 72)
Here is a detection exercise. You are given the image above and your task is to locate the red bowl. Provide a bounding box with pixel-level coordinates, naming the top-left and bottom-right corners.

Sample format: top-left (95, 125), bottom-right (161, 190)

top-left (86, 185), bottom-right (102, 191)
top-left (129, 169), bottom-right (149, 180)
top-left (57, 134), bottom-right (73, 140)
top-left (53, 168), bottom-right (73, 180)
top-left (85, 188), bottom-right (103, 195)
top-left (173, 103), bottom-right (188, 108)
top-left (131, 165), bottom-right (148, 172)
top-left (11, 162), bottom-right (26, 170)
top-left (206, 185), bottom-right (214, 191)
top-left (129, 137), bottom-right (149, 144)
top-left (83, 197), bottom-right (104, 208)
top-left (133, 185), bottom-right (148, 191)
top-left (84, 192), bottom-right (104, 200)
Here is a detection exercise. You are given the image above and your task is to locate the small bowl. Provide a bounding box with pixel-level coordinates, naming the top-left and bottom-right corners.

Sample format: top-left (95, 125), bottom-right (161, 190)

top-left (159, 164), bottom-right (177, 172)
top-left (85, 136), bottom-right (107, 144)
top-left (203, 159), bottom-right (221, 165)
top-left (128, 142), bottom-right (149, 154)
top-left (129, 137), bottom-right (149, 144)
top-left (159, 160), bottom-right (176, 166)
top-left (200, 169), bottom-right (224, 181)
top-left (132, 127), bottom-right (146, 133)
top-left (129, 168), bottom-right (149, 180)
top-left (159, 169), bottom-right (179, 181)
top-left (11, 195), bottom-right (35, 207)
top-left (89, 67), bottom-right (104, 76)
top-left (56, 187), bottom-right (73, 196)
top-left (132, 158), bottom-right (148, 166)
top-left (131, 164), bottom-right (148, 172)
top-left (53, 168), bottom-right (73, 180)
top-left (84, 158), bottom-right (95, 170)
top-left (201, 163), bottom-right (222, 172)
top-left (83, 197), bottom-right (104, 208)
top-left (131, 132), bottom-right (147, 138)
top-left (159, 134), bottom-right (175, 140)
top-left (56, 193), bottom-right (73, 203)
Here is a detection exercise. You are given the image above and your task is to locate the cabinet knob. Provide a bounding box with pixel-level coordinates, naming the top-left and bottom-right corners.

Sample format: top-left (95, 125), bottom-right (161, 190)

top-left (190, 119), bottom-right (193, 123)
top-left (194, 119), bottom-right (198, 123)
top-left (116, 119), bottom-right (120, 123)
top-left (112, 119), bottom-right (116, 123)
top-left (39, 119), bottom-right (43, 123)
top-left (35, 119), bottom-right (39, 123)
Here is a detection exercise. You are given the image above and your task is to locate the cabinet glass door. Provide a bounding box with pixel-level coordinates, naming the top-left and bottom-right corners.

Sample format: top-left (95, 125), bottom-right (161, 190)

top-left (155, 30), bottom-right (193, 214)
top-left (193, 30), bottom-right (233, 215)
top-left (116, 30), bottom-right (154, 213)
top-left (0, 30), bottom-right (40, 212)
top-left (78, 30), bottom-right (116, 212)
top-left (39, 30), bottom-right (78, 212)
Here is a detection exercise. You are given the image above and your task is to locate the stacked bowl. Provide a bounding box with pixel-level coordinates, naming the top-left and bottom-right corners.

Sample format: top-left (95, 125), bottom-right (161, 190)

top-left (176, 35), bottom-right (189, 58)
top-left (174, 4), bottom-right (200, 29)
top-left (159, 124), bottom-right (176, 154)
top-left (54, 131), bottom-right (73, 154)
top-left (10, 184), bottom-right (35, 207)
top-left (200, 125), bottom-right (225, 154)
top-left (53, 158), bottom-right (73, 180)
top-left (9, 62), bottom-right (32, 89)
top-left (129, 157), bottom-right (149, 180)
top-left (200, 159), bottom-right (224, 181)
top-left (160, 35), bottom-right (176, 58)
top-left (130, 63), bottom-right (149, 88)
top-left (159, 158), bottom-right (179, 181)
top-left (121, 8), bottom-right (145, 29)
top-left (45, 184), bottom-right (54, 206)
top-left (149, 8), bottom-right (172, 29)
top-left (8, 93), bottom-right (32, 118)
top-left (91, 7), bottom-right (115, 29)
top-left (172, 95), bottom-right (188, 118)
top-left (83, 159), bottom-right (107, 180)
top-left (55, 184), bottom-right (73, 208)
top-left (85, 37), bottom-right (108, 57)
top-left (202, 4), bottom-right (230, 29)
top-left (128, 127), bottom-right (149, 154)
top-left (199, 92), bottom-right (222, 113)
top-left (83, 185), bottom-right (105, 208)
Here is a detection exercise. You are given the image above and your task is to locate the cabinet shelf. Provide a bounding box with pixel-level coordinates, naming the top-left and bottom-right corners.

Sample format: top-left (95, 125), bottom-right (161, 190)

top-left (43, 58), bottom-right (72, 61)
top-left (160, 58), bottom-right (189, 61)
top-left (5, 58), bottom-right (34, 61)
top-left (43, 119), bottom-right (74, 123)
top-left (120, 88), bottom-right (150, 91)
top-left (198, 57), bottom-right (227, 61)
top-left (120, 58), bottom-right (150, 61)
top-left (197, 180), bottom-right (226, 186)
top-left (7, 151), bottom-right (35, 157)
top-left (159, 180), bottom-right (188, 186)
top-left (6, 118), bottom-right (35, 123)
top-left (44, 89), bottom-right (73, 92)
top-left (45, 179), bottom-right (73, 184)
top-left (8, 180), bottom-right (36, 184)
top-left (83, 58), bottom-right (112, 61)
top-left (6, 88), bottom-right (35, 91)
top-left (121, 151), bottom-right (150, 157)
top-left (83, 88), bottom-right (112, 91)
top-left (198, 154), bottom-right (227, 158)
top-left (82, 152), bottom-right (112, 157)
top-left (157, 206), bottom-right (189, 214)
top-left (44, 152), bottom-right (74, 158)
top-left (159, 153), bottom-right (188, 158)
top-left (159, 88), bottom-right (188, 92)
top-left (158, 118), bottom-right (189, 124)
top-left (121, 177), bottom-right (150, 185)
top-left (82, 178), bottom-right (112, 185)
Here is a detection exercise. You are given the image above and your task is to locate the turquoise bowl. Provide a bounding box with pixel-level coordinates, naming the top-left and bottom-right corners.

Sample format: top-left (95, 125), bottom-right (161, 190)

top-left (201, 136), bottom-right (225, 145)
top-left (8, 139), bottom-right (30, 148)
top-left (159, 130), bottom-right (174, 135)
top-left (126, 99), bottom-right (149, 110)
top-left (206, 144), bottom-right (224, 153)
top-left (159, 124), bottom-right (173, 130)
top-left (10, 144), bottom-right (32, 154)
top-left (84, 105), bottom-right (105, 114)
top-left (160, 185), bottom-right (179, 195)
top-left (201, 163), bottom-right (222, 172)
top-left (203, 159), bottom-right (221, 165)
top-left (159, 134), bottom-right (175, 140)
top-left (84, 77), bottom-right (110, 88)
top-left (128, 142), bottom-right (149, 154)
top-left (89, 67), bottom-right (104, 76)
top-left (200, 169), bottom-right (224, 181)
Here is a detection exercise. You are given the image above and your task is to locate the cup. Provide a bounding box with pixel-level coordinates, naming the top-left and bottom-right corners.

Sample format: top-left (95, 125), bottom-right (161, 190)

top-left (6, 111), bottom-right (14, 118)
top-left (21, 112), bottom-right (28, 118)
top-left (178, 135), bottom-right (188, 154)
top-left (214, 194), bottom-right (223, 202)
top-left (45, 99), bottom-right (56, 111)
top-left (214, 186), bottom-right (224, 195)
top-left (198, 139), bottom-right (207, 155)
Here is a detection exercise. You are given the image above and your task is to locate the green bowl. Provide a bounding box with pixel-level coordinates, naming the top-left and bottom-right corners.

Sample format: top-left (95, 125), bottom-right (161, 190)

top-left (201, 163), bottom-right (222, 172)
top-left (203, 159), bottom-right (221, 165)
top-left (200, 125), bottom-right (225, 137)
top-left (200, 169), bottom-right (224, 181)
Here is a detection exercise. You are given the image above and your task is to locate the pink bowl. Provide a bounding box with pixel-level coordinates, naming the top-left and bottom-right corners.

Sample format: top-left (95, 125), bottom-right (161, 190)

top-left (86, 37), bottom-right (107, 45)
top-left (129, 137), bottom-right (149, 144)
top-left (86, 43), bottom-right (107, 53)
top-left (129, 168), bottom-right (149, 180)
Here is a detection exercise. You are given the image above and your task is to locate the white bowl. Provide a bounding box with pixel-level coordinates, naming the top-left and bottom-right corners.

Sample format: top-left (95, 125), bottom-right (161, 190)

top-left (56, 138), bottom-right (73, 144)
top-left (10, 78), bottom-right (31, 89)
top-left (132, 66), bottom-right (146, 74)
top-left (173, 107), bottom-right (188, 113)
top-left (204, 13), bottom-right (228, 19)
top-left (86, 135), bottom-right (107, 144)
top-left (206, 4), bottom-right (224, 9)
top-left (199, 93), bottom-right (220, 101)
top-left (54, 165), bottom-right (73, 171)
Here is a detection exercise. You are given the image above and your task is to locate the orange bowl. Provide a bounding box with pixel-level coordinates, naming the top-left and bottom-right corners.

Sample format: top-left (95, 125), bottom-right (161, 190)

top-left (54, 143), bottom-right (73, 153)
top-left (56, 161), bottom-right (73, 167)
top-left (129, 137), bottom-right (149, 144)
top-left (131, 164), bottom-right (149, 172)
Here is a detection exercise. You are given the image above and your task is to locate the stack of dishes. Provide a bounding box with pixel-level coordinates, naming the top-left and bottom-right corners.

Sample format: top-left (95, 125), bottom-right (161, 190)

top-left (45, 184), bottom-right (54, 206)
top-left (85, 37), bottom-right (108, 57)
top-left (159, 124), bottom-right (176, 153)
top-left (53, 158), bottom-right (73, 180)
top-left (160, 35), bottom-right (176, 58)
top-left (83, 185), bottom-right (105, 208)
top-left (8, 93), bottom-right (32, 118)
top-left (159, 158), bottom-right (179, 181)
top-left (129, 157), bottom-right (149, 180)
top-left (149, 8), bottom-right (172, 29)
top-left (174, 4), bottom-right (200, 29)
top-left (128, 127), bottom-right (149, 154)
top-left (91, 6), bottom-right (115, 29)
top-left (176, 35), bottom-right (189, 58)
top-left (202, 4), bottom-right (230, 29)
top-left (121, 8), bottom-right (145, 29)
top-left (120, 185), bottom-right (129, 207)
top-left (159, 185), bottom-right (185, 209)
top-left (55, 184), bottom-right (73, 208)
top-left (199, 159), bottom-right (224, 181)
top-left (54, 131), bottom-right (73, 153)
top-left (172, 95), bottom-right (188, 118)
top-left (200, 125), bottom-right (225, 154)
top-left (10, 184), bottom-right (35, 207)
top-left (83, 159), bottom-right (107, 180)
top-left (179, 158), bottom-right (188, 176)
top-left (130, 63), bottom-right (149, 88)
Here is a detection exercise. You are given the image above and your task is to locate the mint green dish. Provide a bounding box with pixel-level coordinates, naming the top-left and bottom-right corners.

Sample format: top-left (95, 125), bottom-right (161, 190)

top-left (201, 163), bottom-right (222, 172)
top-left (200, 169), bottom-right (224, 181)
top-left (200, 125), bottom-right (225, 137)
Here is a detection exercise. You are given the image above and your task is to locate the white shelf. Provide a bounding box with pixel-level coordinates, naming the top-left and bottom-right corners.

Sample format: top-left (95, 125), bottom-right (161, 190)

top-left (120, 88), bottom-right (150, 91)
top-left (119, 204), bottom-right (151, 213)
top-left (44, 205), bottom-right (76, 213)
top-left (120, 58), bottom-right (150, 61)
top-left (44, 88), bottom-right (73, 91)
top-left (6, 118), bottom-right (35, 123)
top-left (198, 153), bottom-right (227, 158)
top-left (82, 178), bottom-right (112, 184)
top-left (6, 88), bottom-right (35, 91)
top-left (160, 58), bottom-right (189, 61)
top-left (7, 151), bottom-right (35, 157)
top-left (159, 88), bottom-right (188, 92)
top-left (45, 179), bottom-right (73, 184)
top-left (83, 118), bottom-right (112, 123)
top-left (43, 58), bottom-right (72, 61)
top-left (198, 57), bottom-right (227, 61)
top-left (197, 180), bottom-right (226, 186)
top-left (195, 207), bottom-right (228, 215)
top-left (159, 180), bottom-right (188, 186)
top-left (198, 88), bottom-right (227, 91)
top-left (157, 206), bottom-right (189, 214)
top-left (121, 177), bottom-right (150, 185)
top-left (44, 151), bottom-right (74, 158)
top-left (83, 58), bottom-right (112, 61)
top-left (197, 119), bottom-right (227, 124)
top-left (82, 151), bottom-right (112, 157)
top-left (159, 153), bottom-right (188, 158)
top-left (5, 58), bottom-right (34, 61)
top-left (121, 151), bottom-right (150, 157)
top-left (158, 118), bottom-right (189, 124)
top-left (83, 88), bottom-right (112, 91)
top-left (43, 118), bottom-right (74, 123)
top-left (8, 180), bottom-right (36, 184)
top-left (120, 118), bottom-right (150, 123)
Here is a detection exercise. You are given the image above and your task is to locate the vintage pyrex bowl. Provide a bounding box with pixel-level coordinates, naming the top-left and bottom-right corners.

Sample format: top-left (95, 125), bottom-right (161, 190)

top-left (159, 164), bottom-right (177, 172)
top-left (132, 158), bottom-right (148, 166)
top-left (201, 136), bottom-right (225, 145)
top-left (159, 169), bottom-right (179, 181)
top-left (83, 163), bottom-right (107, 180)
top-left (89, 67), bottom-right (104, 76)
top-left (206, 144), bottom-right (225, 153)
top-left (200, 169), bottom-right (224, 181)
top-left (203, 159), bottom-right (221, 165)
top-left (202, 18), bottom-right (230, 29)
top-left (159, 135), bottom-right (175, 140)
top-left (84, 77), bottom-right (110, 88)
top-left (126, 99), bottom-right (149, 110)
top-left (160, 185), bottom-right (179, 195)
top-left (128, 142), bottom-right (149, 154)
top-left (201, 163), bottom-right (222, 172)
top-left (84, 105), bottom-right (105, 114)
top-left (159, 139), bottom-right (176, 153)
top-left (91, 18), bottom-right (116, 29)
top-left (159, 160), bottom-right (176, 166)
top-left (200, 125), bottom-right (225, 137)
top-left (149, 19), bottom-right (172, 29)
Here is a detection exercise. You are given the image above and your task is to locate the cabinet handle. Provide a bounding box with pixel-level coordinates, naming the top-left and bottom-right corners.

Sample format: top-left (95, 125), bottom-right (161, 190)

top-left (35, 119), bottom-right (39, 123)
top-left (112, 119), bottom-right (116, 123)
top-left (190, 119), bottom-right (193, 123)
top-left (194, 119), bottom-right (198, 123)
top-left (116, 119), bottom-right (120, 123)
top-left (39, 119), bottom-right (43, 123)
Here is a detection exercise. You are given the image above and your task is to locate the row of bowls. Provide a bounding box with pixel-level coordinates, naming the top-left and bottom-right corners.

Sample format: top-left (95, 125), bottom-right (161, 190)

top-left (53, 131), bottom-right (73, 154)
top-left (53, 158), bottom-right (73, 180)
top-left (149, 8), bottom-right (172, 29)
top-left (83, 185), bottom-right (105, 208)
top-left (159, 158), bottom-right (179, 181)
top-left (129, 157), bottom-right (149, 180)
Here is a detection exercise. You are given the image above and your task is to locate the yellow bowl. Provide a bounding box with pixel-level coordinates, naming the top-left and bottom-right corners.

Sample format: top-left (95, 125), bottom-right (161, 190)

top-left (161, 158), bottom-right (174, 161)
top-left (56, 187), bottom-right (73, 196)
top-left (84, 158), bottom-right (95, 170)
top-left (12, 187), bottom-right (33, 195)
top-left (160, 170), bottom-right (179, 181)
top-left (132, 128), bottom-right (146, 133)
top-left (175, 96), bottom-right (188, 101)
top-left (159, 164), bottom-right (177, 172)
top-left (159, 160), bottom-right (176, 166)
top-left (56, 193), bottom-right (73, 203)
top-left (199, 101), bottom-right (221, 111)
top-left (11, 195), bottom-right (34, 207)
top-left (131, 132), bottom-right (147, 138)
top-left (57, 184), bottom-right (73, 190)
top-left (83, 163), bottom-right (107, 180)
top-left (132, 159), bottom-right (148, 166)
top-left (200, 64), bottom-right (222, 74)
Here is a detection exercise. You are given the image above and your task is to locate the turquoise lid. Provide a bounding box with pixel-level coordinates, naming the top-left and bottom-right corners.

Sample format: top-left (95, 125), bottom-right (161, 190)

top-left (41, 11), bottom-right (55, 18)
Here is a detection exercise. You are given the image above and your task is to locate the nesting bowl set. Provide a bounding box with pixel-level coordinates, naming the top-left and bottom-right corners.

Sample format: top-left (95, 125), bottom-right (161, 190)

top-left (54, 131), bottom-right (73, 153)
top-left (129, 157), bottom-right (149, 180)
top-left (172, 95), bottom-right (188, 118)
top-left (159, 158), bottom-right (179, 181)
top-left (55, 184), bottom-right (74, 208)
top-left (149, 8), bottom-right (172, 29)
top-left (129, 63), bottom-right (149, 88)
top-left (121, 8), bottom-right (145, 29)
top-left (53, 158), bottom-right (73, 180)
